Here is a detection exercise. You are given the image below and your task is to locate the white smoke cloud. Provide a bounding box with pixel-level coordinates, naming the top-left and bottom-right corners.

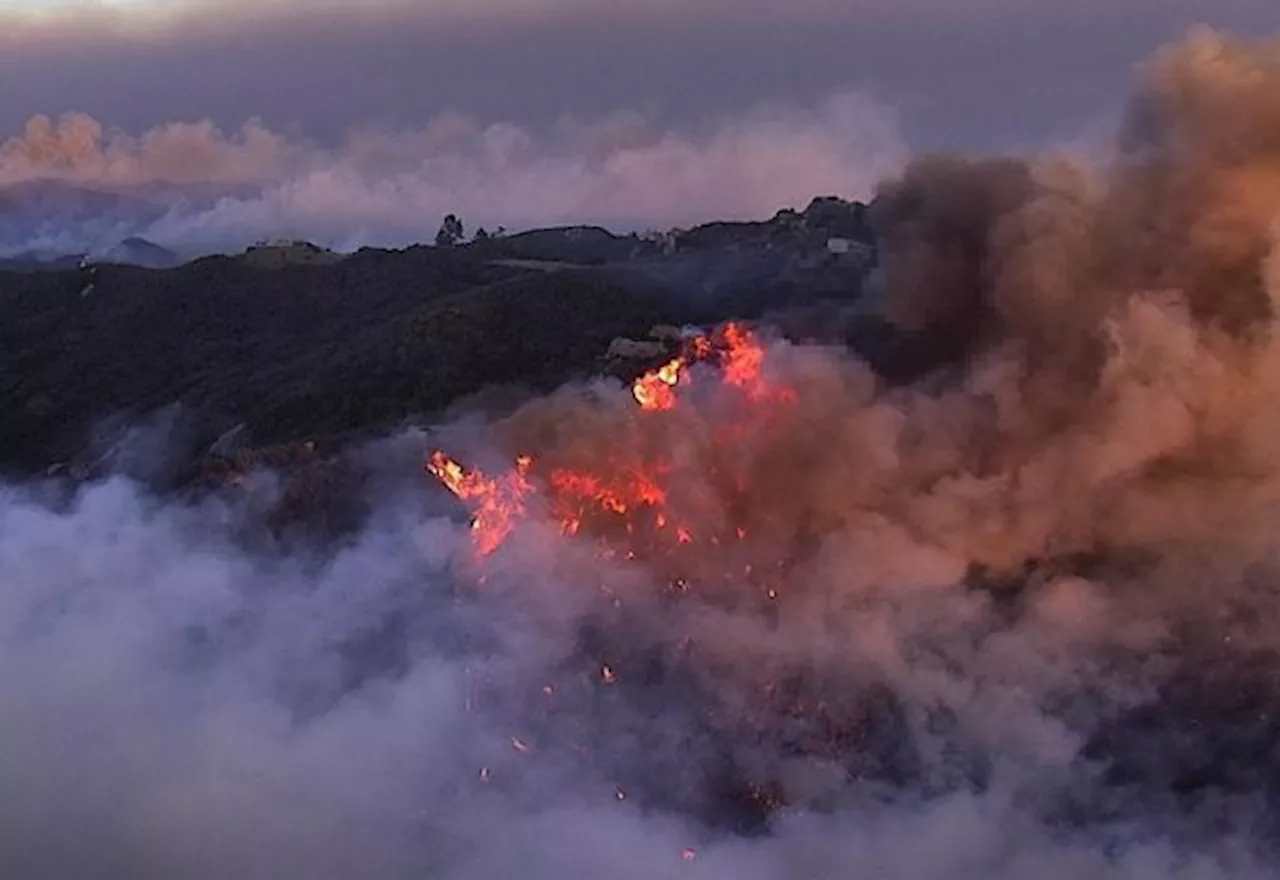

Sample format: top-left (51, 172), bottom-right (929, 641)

top-left (0, 92), bottom-right (905, 257)
top-left (0, 448), bottom-right (1275, 879)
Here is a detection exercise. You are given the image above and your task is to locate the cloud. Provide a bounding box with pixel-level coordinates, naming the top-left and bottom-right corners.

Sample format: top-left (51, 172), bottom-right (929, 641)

top-left (5, 0), bottom-right (1273, 30)
top-left (0, 0), bottom-right (1005, 32)
top-left (0, 92), bottom-right (905, 256)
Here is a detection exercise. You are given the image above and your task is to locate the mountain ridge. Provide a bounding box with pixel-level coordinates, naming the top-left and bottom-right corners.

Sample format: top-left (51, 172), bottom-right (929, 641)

top-left (0, 195), bottom-right (883, 493)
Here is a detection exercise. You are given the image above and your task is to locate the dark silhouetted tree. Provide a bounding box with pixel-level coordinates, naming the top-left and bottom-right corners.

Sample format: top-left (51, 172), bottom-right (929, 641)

top-left (436, 214), bottom-right (464, 247)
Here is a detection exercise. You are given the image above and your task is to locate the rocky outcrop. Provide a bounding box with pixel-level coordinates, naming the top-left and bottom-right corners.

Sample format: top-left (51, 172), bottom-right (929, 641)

top-left (605, 336), bottom-right (670, 363)
top-left (238, 240), bottom-right (343, 269)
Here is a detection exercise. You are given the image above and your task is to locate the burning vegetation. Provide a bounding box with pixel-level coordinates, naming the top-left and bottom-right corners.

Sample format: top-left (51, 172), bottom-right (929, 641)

top-left (417, 27), bottom-right (1280, 845)
top-left (426, 322), bottom-right (866, 829)
top-left (428, 322), bottom-right (789, 562)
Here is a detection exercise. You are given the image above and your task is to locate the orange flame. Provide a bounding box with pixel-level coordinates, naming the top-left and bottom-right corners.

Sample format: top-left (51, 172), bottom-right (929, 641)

top-left (428, 321), bottom-right (793, 561)
top-left (629, 322), bottom-right (780, 409)
top-left (719, 322), bottom-right (797, 405)
top-left (428, 322), bottom-right (839, 823)
top-left (720, 322), bottom-right (763, 390)
top-left (631, 356), bottom-right (685, 411)
top-left (426, 451), bottom-right (533, 556)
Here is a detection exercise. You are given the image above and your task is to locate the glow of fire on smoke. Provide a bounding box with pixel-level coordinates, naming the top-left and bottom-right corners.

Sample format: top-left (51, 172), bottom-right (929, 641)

top-left (425, 322), bottom-right (784, 561)
top-left (435, 324), bottom-right (811, 841)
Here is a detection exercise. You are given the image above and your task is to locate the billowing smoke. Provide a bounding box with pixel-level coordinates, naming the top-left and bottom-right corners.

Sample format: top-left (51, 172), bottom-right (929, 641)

top-left (6, 25), bottom-right (1280, 879)
top-left (0, 91), bottom-right (904, 258)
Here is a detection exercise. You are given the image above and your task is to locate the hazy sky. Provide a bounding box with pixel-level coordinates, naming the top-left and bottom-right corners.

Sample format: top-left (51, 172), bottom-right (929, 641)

top-left (0, 0), bottom-right (1276, 152)
top-left (0, 0), bottom-right (1277, 252)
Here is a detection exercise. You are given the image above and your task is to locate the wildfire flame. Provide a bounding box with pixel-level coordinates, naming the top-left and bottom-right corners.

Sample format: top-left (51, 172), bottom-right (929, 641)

top-left (631, 356), bottom-right (684, 411)
top-left (425, 451), bottom-right (533, 556)
top-left (429, 321), bottom-right (807, 821)
top-left (425, 321), bottom-right (787, 564)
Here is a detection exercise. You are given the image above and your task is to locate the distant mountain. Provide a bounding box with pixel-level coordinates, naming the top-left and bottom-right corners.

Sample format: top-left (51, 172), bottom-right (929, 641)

top-left (0, 236), bottom-right (182, 272)
top-left (91, 236), bottom-right (183, 269)
top-left (0, 179), bottom-right (174, 263)
top-left (0, 178), bottom-right (194, 269)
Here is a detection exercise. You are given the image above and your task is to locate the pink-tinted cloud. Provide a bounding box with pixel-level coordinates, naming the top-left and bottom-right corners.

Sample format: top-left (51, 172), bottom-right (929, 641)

top-left (0, 92), bottom-right (906, 255)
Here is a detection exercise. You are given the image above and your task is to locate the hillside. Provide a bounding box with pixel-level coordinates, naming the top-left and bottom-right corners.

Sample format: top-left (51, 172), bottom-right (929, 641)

top-left (0, 197), bottom-right (881, 488)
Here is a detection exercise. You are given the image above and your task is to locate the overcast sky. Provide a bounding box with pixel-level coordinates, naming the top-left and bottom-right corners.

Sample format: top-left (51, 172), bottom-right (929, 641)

top-left (0, 0), bottom-right (1275, 152)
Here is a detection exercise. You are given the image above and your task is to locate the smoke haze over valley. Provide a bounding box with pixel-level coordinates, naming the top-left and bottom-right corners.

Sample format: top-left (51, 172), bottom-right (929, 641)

top-left (0, 93), bottom-right (903, 258)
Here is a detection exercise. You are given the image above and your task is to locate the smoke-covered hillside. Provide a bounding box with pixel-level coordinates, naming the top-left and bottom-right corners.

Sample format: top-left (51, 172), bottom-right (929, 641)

top-left (4, 26), bottom-right (1280, 880)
